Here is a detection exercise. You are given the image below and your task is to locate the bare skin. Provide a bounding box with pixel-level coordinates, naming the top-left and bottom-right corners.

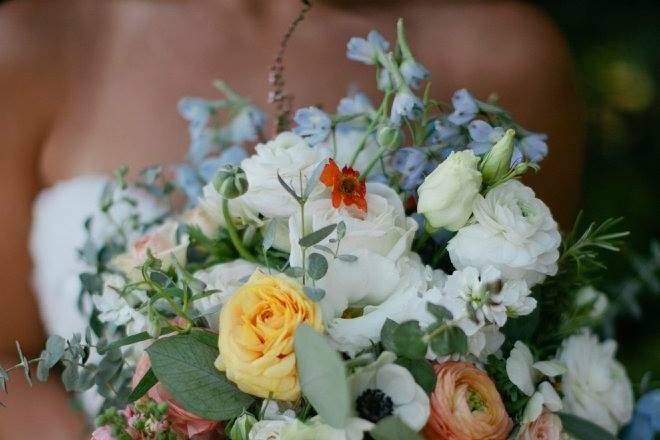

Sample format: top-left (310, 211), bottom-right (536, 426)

top-left (0, 0), bottom-right (583, 437)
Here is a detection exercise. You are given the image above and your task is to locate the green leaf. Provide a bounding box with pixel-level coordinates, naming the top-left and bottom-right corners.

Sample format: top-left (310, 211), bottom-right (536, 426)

top-left (298, 224), bottom-right (337, 248)
top-left (303, 286), bottom-right (326, 302)
top-left (393, 321), bottom-right (427, 359)
top-left (285, 266), bottom-right (305, 278)
top-left (502, 306), bottom-right (539, 342)
top-left (370, 416), bottom-right (423, 440)
top-left (294, 324), bottom-right (350, 429)
top-left (128, 368), bottom-right (157, 402)
top-left (558, 413), bottom-right (617, 440)
top-left (190, 329), bottom-right (219, 349)
top-left (303, 160), bottom-right (326, 200)
top-left (336, 221), bottom-right (347, 240)
top-left (80, 272), bottom-right (104, 295)
top-left (337, 254), bottom-right (358, 263)
top-left (262, 220), bottom-right (277, 252)
top-left (395, 358), bottom-right (436, 393)
top-left (428, 326), bottom-right (468, 357)
top-left (44, 335), bottom-right (66, 368)
top-left (147, 334), bottom-right (253, 420)
top-left (98, 331), bottom-right (153, 354)
top-left (426, 303), bottom-right (452, 322)
top-left (380, 319), bottom-right (399, 353)
top-left (307, 253), bottom-right (328, 280)
top-left (277, 173), bottom-right (302, 203)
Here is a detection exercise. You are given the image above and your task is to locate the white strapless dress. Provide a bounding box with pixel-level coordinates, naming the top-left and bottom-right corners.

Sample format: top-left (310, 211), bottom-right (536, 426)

top-left (30, 175), bottom-right (163, 413)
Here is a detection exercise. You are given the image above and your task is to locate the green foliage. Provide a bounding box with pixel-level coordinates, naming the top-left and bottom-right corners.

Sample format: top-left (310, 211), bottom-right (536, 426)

top-left (127, 368), bottom-right (157, 402)
top-left (484, 354), bottom-right (529, 419)
top-left (307, 252), bottom-right (328, 280)
top-left (294, 324), bottom-right (350, 429)
top-left (395, 357), bottom-right (436, 393)
top-left (299, 224), bottom-right (337, 248)
top-left (147, 334), bottom-right (253, 421)
top-left (427, 325), bottom-right (468, 357)
top-left (558, 412), bottom-right (618, 440)
top-left (370, 416), bottom-right (424, 440)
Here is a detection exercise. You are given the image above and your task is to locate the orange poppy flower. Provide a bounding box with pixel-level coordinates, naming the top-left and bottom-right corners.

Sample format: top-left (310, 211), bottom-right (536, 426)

top-left (320, 159), bottom-right (368, 212)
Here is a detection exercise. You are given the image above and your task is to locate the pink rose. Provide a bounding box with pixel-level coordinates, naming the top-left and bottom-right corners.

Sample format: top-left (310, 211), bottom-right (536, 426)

top-left (132, 353), bottom-right (220, 438)
top-left (91, 426), bottom-right (116, 440)
top-left (424, 361), bottom-right (513, 440)
top-left (518, 412), bottom-right (563, 440)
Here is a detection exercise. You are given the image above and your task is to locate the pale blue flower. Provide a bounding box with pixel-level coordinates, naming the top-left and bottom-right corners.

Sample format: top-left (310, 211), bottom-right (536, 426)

top-left (188, 130), bottom-right (215, 164)
top-left (224, 106), bottom-right (266, 145)
top-left (338, 92), bottom-right (374, 116)
top-left (293, 107), bottom-right (332, 145)
top-left (400, 59), bottom-right (429, 90)
top-left (377, 69), bottom-right (394, 91)
top-left (466, 120), bottom-right (505, 155)
top-left (390, 90), bottom-right (423, 126)
top-left (391, 147), bottom-right (432, 190)
top-left (623, 390), bottom-right (660, 440)
top-left (448, 89), bottom-right (479, 125)
top-left (178, 97), bottom-right (212, 138)
top-left (429, 119), bottom-right (468, 150)
top-left (175, 164), bottom-right (203, 202)
top-left (516, 132), bottom-right (548, 163)
top-left (198, 145), bottom-right (248, 181)
top-left (346, 31), bottom-right (389, 65)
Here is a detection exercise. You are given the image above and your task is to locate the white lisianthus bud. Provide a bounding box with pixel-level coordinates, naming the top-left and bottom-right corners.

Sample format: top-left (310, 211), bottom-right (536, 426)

top-left (480, 129), bottom-right (515, 184)
top-left (417, 150), bottom-right (482, 231)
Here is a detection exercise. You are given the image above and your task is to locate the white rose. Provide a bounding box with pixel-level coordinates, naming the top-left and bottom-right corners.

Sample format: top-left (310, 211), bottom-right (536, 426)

top-left (319, 127), bottom-right (380, 173)
top-left (241, 132), bottom-right (331, 218)
top-left (448, 180), bottom-right (561, 286)
top-left (192, 260), bottom-right (259, 331)
top-left (112, 221), bottom-right (189, 280)
top-left (288, 182), bottom-right (417, 321)
top-left (557, 330), bottom-right (633, 434)
top-left (327, 255), bottom-right (443, 356)
top-left (417, 150), bottom-right (482, 231)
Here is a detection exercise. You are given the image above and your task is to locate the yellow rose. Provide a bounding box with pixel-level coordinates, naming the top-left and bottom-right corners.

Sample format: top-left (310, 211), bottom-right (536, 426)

top-left (215, 270), bottom-right (323, 401)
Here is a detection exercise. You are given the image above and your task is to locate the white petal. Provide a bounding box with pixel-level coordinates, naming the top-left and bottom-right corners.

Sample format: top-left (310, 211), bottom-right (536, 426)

top-left (392, 387), bottom-right (430, 431)
top-left (522, 391), bottom-right (544, 423)
top-left (538, 381), bottom-right (562, 412)
top-left (506, 341), bottom-right (535, 396)
top-left (533, 360), bottom-right (567, 378)
top-left (376, 364), bottom-right (416, 405)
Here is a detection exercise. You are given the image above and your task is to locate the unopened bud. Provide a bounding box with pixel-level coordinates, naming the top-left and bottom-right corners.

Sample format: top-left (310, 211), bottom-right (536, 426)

top-left (377, 125), bottom-right (404, 150)
top-left (480, 129), bottom-right (515, 184)
top-left (213, 165), bottom-right (248, 199)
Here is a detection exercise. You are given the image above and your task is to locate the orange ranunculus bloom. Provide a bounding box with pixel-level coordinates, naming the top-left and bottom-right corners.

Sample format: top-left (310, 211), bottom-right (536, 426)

top-left (320, 159), bottom-right (367, 212)
top-left (424, 361), bottom-right (513, 440)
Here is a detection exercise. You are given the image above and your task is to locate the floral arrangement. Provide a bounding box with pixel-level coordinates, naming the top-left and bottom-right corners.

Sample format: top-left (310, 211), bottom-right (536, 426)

top-left (2, 18), bottom-right (653, 440)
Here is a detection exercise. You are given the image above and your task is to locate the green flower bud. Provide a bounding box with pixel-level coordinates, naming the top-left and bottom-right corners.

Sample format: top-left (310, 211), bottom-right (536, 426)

top-left (229, 413), bottom-right (258, 440)
top-left (377, 125), bottom-right (404, 150)
top-left (480, 128), bottom-right (515, 184)
top-left (213, 165), bottom-right (249, 199)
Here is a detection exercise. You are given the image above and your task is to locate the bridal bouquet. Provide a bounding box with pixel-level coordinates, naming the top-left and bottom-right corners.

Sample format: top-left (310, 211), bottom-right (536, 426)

top-left (2, 19), bottom-right (644, 440)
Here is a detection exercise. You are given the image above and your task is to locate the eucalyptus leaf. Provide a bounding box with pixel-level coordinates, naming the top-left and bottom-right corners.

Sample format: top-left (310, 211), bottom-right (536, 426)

top-left (370, 416), bottom-right (423, 440)
top-left (61, 362), bottom-right (79, 392)
top-left (0, 366), bottom-right (8, 393)
top-left (285, 266), bottom-right (305, 278)
top-left (429, 326), bottom-right (468, 357)
top-left (303, 160), bottom-right (327, 200)
top-left (44, 335), bottom-right (66, 368)
top-left (294, 324), bottom-right (350, 429)
top-left (337, 254), bottom-right (358, 263)
top-left (395, 358), bottom-right (436, 394)
top-left (393, 321), bottom-right (427, 360)
top-left (262, 220), bottom-right (277, 252)
top-left (80, 272), bottom-right (104, 295)
top-left (380, 319), bottom-right (399, 353)
top-left (277, 173), bottom-right (302, 203)
top-left (147, 334), bottom-right (253, 420)
top-left (558, 413), bottom-right (617, 440)
top-left (336, 221), bottom-right (347, 240)
top-left (299, 224), bottom-right (337, 248)
top-left (426, 303), bottom-right (452, 322)
top-left (313, 244), bottom-right (334, 255)
top-left (303, 286), bottom-right (326, 302)
top-left (307, 253), bottom-right (329, 280)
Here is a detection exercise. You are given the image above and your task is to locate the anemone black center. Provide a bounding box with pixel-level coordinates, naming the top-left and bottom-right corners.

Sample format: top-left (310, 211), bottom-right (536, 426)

top-left (356, 389), bottom-right (394, 423)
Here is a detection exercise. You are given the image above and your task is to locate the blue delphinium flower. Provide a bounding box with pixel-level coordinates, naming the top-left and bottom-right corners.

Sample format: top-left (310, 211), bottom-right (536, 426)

top-left (516, 132), bottom-right (548, 163)
top-left (622, 390), bottom-right (660, 440)
top-left (224, 105), bottom-right (266, 145)
top-left (175, 164), bottom-right (204, 202)
top-left (293, 107), bottom-right (332, 146)
top-left (198, 145), bottom-right (248, 181)
top-left (337, 92), bottom-right (375, 116)
top-left (346, 31), bottom-right (389, 65)
top-left (400, 59), bottom-right (430, 90)
top-left (178, 97), bottom-right (212, 138)
top-left (466, 120), bottom-right (505, 155)
top-left (391, 147), bottom-right (430, 190)
top-left (429, 119), bottom-right (469, 150)
top-left (448, 89), bottom-right (479, 125)
top-left (390, 90), bottom-right (424, 126)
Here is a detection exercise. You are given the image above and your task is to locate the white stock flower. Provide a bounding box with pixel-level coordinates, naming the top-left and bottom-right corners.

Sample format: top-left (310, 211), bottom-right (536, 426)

top-left (557, 330), bottom-right (633, 434)
top-left (240, 132), bottom-right (331, 218)
top-left (575, 286), bottom-right (609, 320)
top-left (192, 260), bottom-right (259, 331)
top-left (441, 266), bottom-right (536, 336)
top-left (112, 221), bottom-right (189, 280)
top-left (351, 352), bottom-right (430, 431)
top-left (289, 182), bottom-right (417, 321)
top-left (327, 255), bottom-right (444, 356)
top-left (417, 150), bottom-right (482, 231)
top-left (506, 341), bottom-right (565, 423)
top-left (448, 180), bottom-right (561, 286)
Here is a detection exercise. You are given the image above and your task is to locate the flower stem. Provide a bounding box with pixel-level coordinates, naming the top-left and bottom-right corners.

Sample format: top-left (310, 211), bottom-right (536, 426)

top-left (222, 198), bottom-right (257, 262)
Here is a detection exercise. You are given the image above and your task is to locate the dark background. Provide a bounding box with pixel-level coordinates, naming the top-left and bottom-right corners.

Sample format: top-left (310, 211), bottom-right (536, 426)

top-left (534, 0), bottom-right (660, 387)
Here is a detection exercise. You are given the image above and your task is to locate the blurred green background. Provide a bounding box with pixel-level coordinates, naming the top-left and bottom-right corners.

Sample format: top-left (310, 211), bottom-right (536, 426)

top-left (535, 0), bottom-right (660, 388)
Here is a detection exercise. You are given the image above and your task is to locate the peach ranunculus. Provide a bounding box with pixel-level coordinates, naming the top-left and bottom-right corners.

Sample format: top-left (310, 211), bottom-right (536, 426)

top-left (424, 361), bottom-right (513, 440)
top-left (113, 220), bottom-right (189, 280)
top-left (132, 353), bottom-right (220, 438)
top-left (517, 412), bottom-right (563, 440)
top-left (214, 270), bottom-right (323, 401)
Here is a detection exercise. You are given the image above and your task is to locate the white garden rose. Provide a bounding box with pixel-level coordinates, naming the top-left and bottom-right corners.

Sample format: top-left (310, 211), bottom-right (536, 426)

top-left (417, 150), bottom-right (482, 231)
top-left (240, 132), bottom-right (331, 218)
top-left (557, 330), bottom-right (633, 434)
top-left (448, 180), bottom-right (561, 286)
top-left (112, 220), bottom-right (189, 280)
top-left (288, 182), bottom-right (418, 321)
top-left (327, 255), bottom-right (444, 356)
top-left (192, 260), bottom-right (259, 331)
